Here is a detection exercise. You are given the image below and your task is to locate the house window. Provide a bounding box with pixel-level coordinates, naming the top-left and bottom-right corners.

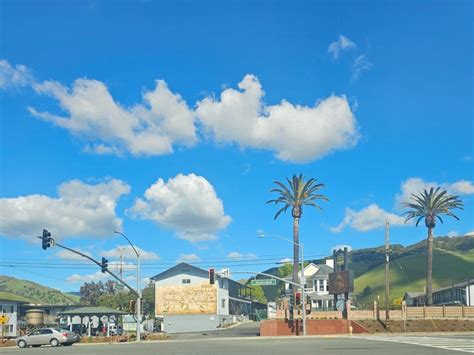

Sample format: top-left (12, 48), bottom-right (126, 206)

top-left (221, 299), bottom-right (226, 308)
top-left (319, 281), bottom-right (325, 291)
top-left (182, 279), bottom-right (191, 284)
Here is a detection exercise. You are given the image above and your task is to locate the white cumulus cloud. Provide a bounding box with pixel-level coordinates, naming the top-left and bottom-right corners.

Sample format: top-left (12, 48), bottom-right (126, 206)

top-left (196, 75), bottom-right (359, 162)
top-left (395, 177), bottom-right (474, 210)
top-left (226, 252), bottom-right (257, 260)
top-left (0, 178), bottom-right (130, 240)
top-left (56, 249), bottom-right (92, 261)
top-left (0, 59), bottom-right (33, 89)
top-left (328, 35), bottom-right (356, 59)
top-left (330, 203), bottom-right (406, 233)
top-left (103, 245), bottom-right (160, 260)
top-left (177, 253), bottom-right (200, 263)
top-left (28, 78), bottom-right (197, 156)
top-left (128, 173), bottom-right (231, 242)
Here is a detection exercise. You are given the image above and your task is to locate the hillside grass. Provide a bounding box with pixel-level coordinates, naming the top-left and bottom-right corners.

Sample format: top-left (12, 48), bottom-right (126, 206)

top-left (0, 275), bottom-right (80, 304)
top-left (354, 248), bottom-right (474, 307)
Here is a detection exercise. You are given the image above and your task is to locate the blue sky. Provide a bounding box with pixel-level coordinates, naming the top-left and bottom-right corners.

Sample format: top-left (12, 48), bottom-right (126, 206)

top-left (0, 0), bottom-right (472, 292)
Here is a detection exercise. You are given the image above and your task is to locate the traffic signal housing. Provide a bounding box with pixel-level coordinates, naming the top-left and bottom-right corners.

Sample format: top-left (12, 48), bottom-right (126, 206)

top-left (41, 229), bottom-right (52, 250)
top-left (295, 292), bottom-right (301, 306)
top-left (209, 268), bottom-right (215, 284)
top-left (101, 257), bottom-right (108, 273)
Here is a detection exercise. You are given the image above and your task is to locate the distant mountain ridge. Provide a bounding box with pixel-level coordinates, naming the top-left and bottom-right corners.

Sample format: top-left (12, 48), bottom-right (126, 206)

top-left (0, 275), bottom-right (81, 304)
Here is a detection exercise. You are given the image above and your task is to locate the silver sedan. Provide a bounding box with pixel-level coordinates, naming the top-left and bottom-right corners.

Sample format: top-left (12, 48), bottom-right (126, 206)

top-left (16, 328), bottom-right (78, 348)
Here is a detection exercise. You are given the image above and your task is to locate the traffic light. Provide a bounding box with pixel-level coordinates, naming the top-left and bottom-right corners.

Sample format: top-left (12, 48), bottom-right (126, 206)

top-left (101, 257), bottom-right (108, 273)
top-left (129, 300), bottom-right (136, 313)
top-left (289, 292), bottom-right (295, 306)
top-left (295, 292), bottom-right (301, 306)
top-left (209, 268), bottom-right (215, 284)
top-left (41, 229), bottom-right (52, 250)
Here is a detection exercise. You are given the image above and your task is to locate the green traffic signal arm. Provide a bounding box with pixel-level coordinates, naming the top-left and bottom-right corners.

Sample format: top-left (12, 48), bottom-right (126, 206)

top-left (37, 236), bottom-right (139, 297)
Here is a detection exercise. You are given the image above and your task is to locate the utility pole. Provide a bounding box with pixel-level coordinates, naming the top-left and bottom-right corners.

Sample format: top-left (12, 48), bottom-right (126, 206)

top-left (119, 248), bottom-right (123, 281)
top-left (385, 221), bottom-right (390, 322)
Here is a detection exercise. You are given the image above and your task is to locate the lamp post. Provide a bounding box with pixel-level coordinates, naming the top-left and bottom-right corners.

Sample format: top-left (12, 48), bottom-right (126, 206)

top-left (114, 231), bottom-right (141, 342)
top-left (258, 232), bottom-right (306, 336)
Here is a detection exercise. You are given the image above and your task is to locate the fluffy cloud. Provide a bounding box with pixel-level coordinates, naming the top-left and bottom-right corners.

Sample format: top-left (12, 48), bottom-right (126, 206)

top-left (103, 245), bottom-right (160, 260)
top-left (0, 59), bottom-right (33, 89)
top-left (196, 75), bottom-right (359, 162)
top-left (67, 271), bottom-right (108, 283)
top-left (351, 55), bottom-right (373, 80)
top-left (66, 262), bottom-right (136, 284)
top-left (28, 78), bottom-right (197, 156)
top-left (56, 249), bottom-right (92, 261)
top-left (330, 203), bottom-right (406, 232)
top-left (0, 178), bottom-right (130, 240)
top-left (176, 253), bottom-right (200, 263)
top-left (128, 173), bottom-right (231, 242)
top-left (226, 252), bottom-right (257, 260)
top-left (328, 35), bottom-right (356, 59)
top-left (395, 177), bottom-right (474, 210)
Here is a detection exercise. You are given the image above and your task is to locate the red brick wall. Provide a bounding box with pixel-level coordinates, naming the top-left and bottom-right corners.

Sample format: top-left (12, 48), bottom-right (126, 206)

top-left (260, 319), bottom-right (370, 336)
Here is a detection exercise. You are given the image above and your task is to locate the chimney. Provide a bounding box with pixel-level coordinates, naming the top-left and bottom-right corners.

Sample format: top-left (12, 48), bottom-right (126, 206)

top-left (325, 259), bottom-right (334, 269)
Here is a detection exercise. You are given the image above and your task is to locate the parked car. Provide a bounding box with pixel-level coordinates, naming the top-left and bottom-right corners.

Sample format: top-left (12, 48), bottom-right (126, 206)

top-left (109, 324), bottom-right (124, 336)
top-left (16, 328), bottom-right (78, 348)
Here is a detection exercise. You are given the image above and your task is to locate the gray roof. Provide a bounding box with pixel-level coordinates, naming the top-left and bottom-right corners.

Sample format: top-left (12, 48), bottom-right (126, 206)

top-left (150, 262), bottom-right (213, 282)
top-left (314, 265), bottom-right (333, 276)
top-left (58, 306), bottom-right (127, 316)
top-left (403, 292), bottom-right (425, 299)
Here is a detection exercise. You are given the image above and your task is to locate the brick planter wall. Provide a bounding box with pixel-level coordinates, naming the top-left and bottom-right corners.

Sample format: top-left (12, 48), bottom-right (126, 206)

top-left (260, 319), bottom-right (370, 336)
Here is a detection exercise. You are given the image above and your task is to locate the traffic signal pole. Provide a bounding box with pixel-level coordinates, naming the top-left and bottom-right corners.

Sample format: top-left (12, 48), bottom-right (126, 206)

top-left (37, 236), bottom-right (138, 296)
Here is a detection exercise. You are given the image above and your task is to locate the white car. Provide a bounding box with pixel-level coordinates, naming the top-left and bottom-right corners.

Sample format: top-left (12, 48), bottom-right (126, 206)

top-left (16, 328), bottom-right (78, 348)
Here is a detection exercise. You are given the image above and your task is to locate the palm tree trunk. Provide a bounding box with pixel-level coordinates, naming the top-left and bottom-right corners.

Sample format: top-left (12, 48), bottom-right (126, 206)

top-left (292, 217), bottom-right (300, 287)
top-left (426, 227), bottom-right (434, 306)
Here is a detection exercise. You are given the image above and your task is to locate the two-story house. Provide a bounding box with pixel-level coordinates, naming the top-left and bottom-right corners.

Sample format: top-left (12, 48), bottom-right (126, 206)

top-left (283, 259), bottom-right (335, 310)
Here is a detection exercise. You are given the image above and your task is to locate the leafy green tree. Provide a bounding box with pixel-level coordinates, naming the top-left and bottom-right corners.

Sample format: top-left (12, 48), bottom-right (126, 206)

top-left (267, 174), bottom-right (328, 286)
top-left (141, 282), bottom-right (155, 318)
top-left (247, 285), bottom-right (267, 304)
top-left (403, 187), bottom-right (463, 305)
top-left (80, 281), bottom-right (106, 306)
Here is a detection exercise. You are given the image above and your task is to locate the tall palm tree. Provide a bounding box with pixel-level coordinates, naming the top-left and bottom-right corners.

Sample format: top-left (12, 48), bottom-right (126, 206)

top-left (403, 187), bottom-right (463, 305)
top-left (267, 174), bottom-right (328, 287)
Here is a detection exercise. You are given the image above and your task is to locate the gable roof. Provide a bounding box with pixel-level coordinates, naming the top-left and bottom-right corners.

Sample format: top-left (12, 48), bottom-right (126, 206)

top-left (150, 262), bottom-right (211, 282)
top-left (314, 264), bottom-right (333, 276)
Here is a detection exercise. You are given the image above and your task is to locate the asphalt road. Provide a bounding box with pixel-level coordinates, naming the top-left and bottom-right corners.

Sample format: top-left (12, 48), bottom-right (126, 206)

top-left (169, 321), bottom-right (260, 339)
top-left (1, 335), bottom-right (473, 354)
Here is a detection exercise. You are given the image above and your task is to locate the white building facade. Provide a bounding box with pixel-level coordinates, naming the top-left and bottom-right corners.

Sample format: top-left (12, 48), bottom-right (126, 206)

top-left (0, 299), bottom-right (20, 337)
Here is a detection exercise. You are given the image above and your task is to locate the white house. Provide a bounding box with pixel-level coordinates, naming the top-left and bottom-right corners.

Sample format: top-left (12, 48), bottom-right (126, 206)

top-left (284, 260), bottom-right (335, 310)
top-left (0, 298), bottom-right (23, 337)
top-left (151, 263), bottom-right (258, 333)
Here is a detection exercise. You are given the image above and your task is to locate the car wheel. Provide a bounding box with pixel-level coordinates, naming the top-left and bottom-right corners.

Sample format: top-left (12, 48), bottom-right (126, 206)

top-left (50, 338), bottom-right (60, 347)
top-left (17, 340), bottom-right (27, 348)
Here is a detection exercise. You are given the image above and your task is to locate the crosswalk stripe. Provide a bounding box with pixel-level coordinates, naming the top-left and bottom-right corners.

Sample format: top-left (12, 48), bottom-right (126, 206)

top-left (362, 335), bottom-right (474, 353)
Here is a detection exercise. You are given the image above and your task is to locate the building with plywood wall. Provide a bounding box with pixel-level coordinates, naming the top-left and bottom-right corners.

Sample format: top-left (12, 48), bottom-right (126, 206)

top-left (151, 263), bottom-right (259, 333)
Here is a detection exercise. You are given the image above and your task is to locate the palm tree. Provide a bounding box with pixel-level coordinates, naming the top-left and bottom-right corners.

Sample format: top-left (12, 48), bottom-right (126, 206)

top-left (403, 187), bottom-right (463, 305)
top-left (267, 174), bottom-right (328, 287)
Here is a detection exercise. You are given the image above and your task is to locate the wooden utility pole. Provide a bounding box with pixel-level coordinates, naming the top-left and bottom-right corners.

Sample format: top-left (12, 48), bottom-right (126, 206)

top-left (385, 221), bottom-right (390, 321)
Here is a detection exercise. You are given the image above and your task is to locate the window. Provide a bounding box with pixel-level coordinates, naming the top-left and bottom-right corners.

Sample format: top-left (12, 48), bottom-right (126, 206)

top-left (182, 279), bottom-right (191, 284)
top-left (221, 299), bottom-right (226, 308)
top-left (40, 329), bottom-right (53, 335)
top-left (10, 306), bottom-right (14, 313)
top-left (319, 281), bottom-right (325, 291)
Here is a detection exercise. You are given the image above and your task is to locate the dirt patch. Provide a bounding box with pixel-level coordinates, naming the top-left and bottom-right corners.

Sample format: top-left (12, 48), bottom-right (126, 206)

top-left (144, 333), bottom-right (168, 341)
top-left (0, 340), bottom-right (16, 347)
top-left (357, 319), bottom-right (474, 333)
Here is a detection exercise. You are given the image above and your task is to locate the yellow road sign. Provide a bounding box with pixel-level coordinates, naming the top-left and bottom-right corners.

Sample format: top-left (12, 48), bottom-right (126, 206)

top-left (0, 314), bottom-right (9, 325)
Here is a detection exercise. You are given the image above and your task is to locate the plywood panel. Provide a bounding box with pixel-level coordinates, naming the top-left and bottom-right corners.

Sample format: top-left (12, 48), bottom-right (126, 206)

top-left (156, 283), bottom-right (217, 315)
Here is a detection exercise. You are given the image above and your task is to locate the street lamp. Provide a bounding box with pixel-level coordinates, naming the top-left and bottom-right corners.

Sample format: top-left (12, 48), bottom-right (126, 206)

top-left (114, 231), bottom-right (141, 342)
top-left (257, 232), bottom-right (306, 336)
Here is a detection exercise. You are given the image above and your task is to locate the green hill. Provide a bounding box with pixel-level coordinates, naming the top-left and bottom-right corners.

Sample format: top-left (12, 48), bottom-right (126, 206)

top-left (0, 276), bottom-right (81, 305)
top-left (354, 248), bottom-right (474, 307)
top-left (256, 235), bottom-right (474, 305)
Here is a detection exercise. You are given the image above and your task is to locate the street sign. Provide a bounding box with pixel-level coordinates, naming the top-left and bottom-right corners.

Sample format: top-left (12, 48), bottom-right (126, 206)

top-left (300, 276), bottom-right (306, 285)
top-left (221, 268), bottom-right (230, 278)
top-left (115, 283), bottom-right (124, 290)
top-left (328, 270), bottom-right (354, 294)
top-left (251, 279), bottom-right (276, 286)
